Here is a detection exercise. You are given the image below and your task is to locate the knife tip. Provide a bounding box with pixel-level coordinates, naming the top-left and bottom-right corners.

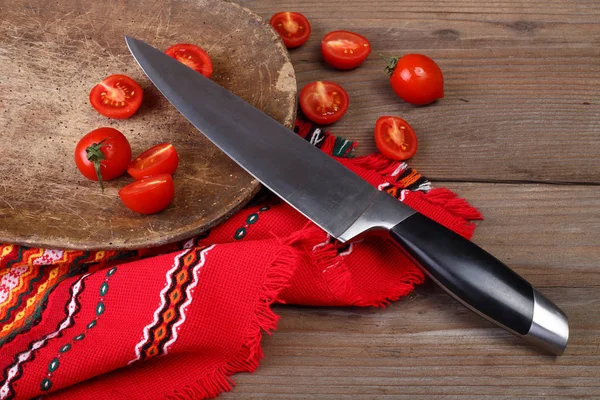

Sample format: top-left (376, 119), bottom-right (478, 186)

top-left (123, 35), bottom-right (141, 55)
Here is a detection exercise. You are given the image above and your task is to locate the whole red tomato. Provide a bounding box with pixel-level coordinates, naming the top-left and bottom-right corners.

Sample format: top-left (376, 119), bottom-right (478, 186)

top-left (74, 127), bottom-right (132, 191)
top-left (384, 54), bottom-right (444, 106)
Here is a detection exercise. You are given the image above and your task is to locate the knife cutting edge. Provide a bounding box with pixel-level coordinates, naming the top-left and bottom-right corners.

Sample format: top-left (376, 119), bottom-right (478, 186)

top-left (124, 36), bottom-right (569, 355)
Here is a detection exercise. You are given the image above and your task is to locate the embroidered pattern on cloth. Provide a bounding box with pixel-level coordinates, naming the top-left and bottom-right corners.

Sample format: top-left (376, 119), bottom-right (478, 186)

top-left (130, 245), bottom-right (213, 364)
top-left (40, 267), bottom-right (118, 392)
top-left (233, 206), bottom-right (271, 240)
top-left (0, 274), bottom-right (89, 399)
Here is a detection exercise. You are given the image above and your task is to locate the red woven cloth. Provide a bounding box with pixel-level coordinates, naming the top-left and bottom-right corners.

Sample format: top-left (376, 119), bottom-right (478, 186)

top-left (0, 123), bottom-right (481, 399)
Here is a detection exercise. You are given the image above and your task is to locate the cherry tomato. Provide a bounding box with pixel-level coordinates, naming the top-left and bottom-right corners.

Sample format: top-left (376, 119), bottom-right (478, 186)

top-left (374, 116), bottom-right (418, 161)
top-left (74, 127), bottom-right (132, 191)
top-left (270, 12), bottom-right (311, 48)
top-left (119, 174), bottom-right (175, 214)
top-left (165, 43), bottom-right (213, 78)
top-left (127, 143), bottom-right (179, 180)
top-left (299, 81), bottom-right (349, 125)
top-left (384, 54), bottom-right (444, 105)
top-left (321, 30), bottom-right (371, 70)
top-left (89, 74), bottom-right (143, 119)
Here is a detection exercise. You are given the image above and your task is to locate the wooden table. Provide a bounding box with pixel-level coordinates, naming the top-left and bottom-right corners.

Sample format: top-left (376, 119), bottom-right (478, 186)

top-left (223, 0), bottom-right (600, 398)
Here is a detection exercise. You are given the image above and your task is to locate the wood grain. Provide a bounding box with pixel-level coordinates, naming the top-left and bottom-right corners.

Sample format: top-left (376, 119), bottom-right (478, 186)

top-left (0, 0), bottom-right (297, 250)
top-left (244, 0), bottom-right (600, 183)
top-left (223, 183), bottom-right (600, 399)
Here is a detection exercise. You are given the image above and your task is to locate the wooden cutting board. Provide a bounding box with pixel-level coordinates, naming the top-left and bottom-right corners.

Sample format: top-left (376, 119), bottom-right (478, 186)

top-left (0, 0), bottom-right (296, 250)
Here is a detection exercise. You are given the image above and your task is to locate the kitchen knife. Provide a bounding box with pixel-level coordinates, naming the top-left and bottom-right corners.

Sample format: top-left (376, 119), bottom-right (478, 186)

top-left (125, 36), bottom-right (569, 355)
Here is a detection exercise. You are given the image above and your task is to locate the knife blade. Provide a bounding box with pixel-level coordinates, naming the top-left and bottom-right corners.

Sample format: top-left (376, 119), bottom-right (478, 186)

top-left (125, 36), bottom-right (569, 355)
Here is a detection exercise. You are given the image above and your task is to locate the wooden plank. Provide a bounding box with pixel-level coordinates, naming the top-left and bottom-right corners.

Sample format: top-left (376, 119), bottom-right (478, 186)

top-left (221, 182), bottom-right (600, 398)
top-left (244, 0), bottom-right (600, 183)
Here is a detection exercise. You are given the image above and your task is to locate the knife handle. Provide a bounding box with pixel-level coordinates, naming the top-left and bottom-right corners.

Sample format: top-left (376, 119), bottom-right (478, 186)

top-left (389, 212), bottom-right (569, 355)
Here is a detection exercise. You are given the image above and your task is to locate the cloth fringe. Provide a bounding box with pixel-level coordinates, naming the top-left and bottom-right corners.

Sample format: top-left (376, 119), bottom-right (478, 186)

top-left (294, 119), bottom-right (357, 158)
top-left (368, 270), bottom-right (427, 308)
top-left (423, 188), bottom-right (483, 221)
top-left (165, 245), bottom-right (298, 400)
top-left (416, 188), bottom-right (482, 239)
top-left (351, 153), bottom-right (431, 193)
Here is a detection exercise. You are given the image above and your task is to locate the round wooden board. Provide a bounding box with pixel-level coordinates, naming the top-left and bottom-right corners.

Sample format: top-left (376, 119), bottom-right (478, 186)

top-left (0, 0), bottom-right (296, 250)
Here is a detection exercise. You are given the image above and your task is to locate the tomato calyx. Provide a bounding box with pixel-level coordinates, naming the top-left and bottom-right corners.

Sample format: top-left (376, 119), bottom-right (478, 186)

top-left (85, 139), bottom-right (108, 191)
top-left (381, 54), bottom-right (399, 76)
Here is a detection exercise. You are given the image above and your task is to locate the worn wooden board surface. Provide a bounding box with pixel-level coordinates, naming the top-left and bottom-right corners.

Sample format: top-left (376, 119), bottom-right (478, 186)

top-left (223, 0), bottom-right (598, 398)
top-left (0, 0), bottom-right (296, 250)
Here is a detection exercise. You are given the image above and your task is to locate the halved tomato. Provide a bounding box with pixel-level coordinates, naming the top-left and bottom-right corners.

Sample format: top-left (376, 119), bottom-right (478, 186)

top-left (128, 143), bottom-right (179, 180)
top-left (119, 174), bottom-right (175, 214)
top-left (270, 12), bottom-right (311, 48)
top-left (165, 43), bottom-right (213, 78)
top-left (374, 116), bottom-right (418, 161)
top-left (299, 81), bottom-right (349, 125)
top-left (89, 74), bottom-right (143, 119)
top-left (321, 30), bottom-right (371, 70)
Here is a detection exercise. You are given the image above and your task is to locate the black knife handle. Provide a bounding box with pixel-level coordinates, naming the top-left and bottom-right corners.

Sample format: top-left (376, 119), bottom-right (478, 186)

top-left (390, 212), bottom-right (534, 335)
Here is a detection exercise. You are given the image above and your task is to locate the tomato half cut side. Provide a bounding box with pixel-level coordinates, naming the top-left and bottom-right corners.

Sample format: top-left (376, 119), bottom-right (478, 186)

top-left (270, 12), bottom-right (311, 48)
top-left (128, 143), bottom-right (179, 180)
top-left (89, 75), bottom-right (143, 119)
top-left (321, 30), bottom-right (371, 70)
top-left (299, 81), bottom-right (349, 125)
top-left (119, 174), bottom-right (175, 214)
top-left (165, 43), bottom-right (213, 78)
top-left (374, 116), bottom-right (418, 161)
top-left (74, 127), bottom-right (132, 191)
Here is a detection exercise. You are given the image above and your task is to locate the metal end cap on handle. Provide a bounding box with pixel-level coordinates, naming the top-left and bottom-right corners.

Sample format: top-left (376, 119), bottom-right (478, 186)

top-left (524, 289), bottom-right (569, 355)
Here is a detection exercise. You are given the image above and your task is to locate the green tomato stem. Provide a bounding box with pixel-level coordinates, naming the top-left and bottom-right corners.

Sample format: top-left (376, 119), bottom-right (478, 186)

top-left (380, 54), bottom-right (399, 76)
top-left (85, 139), bottom-right (107, 192)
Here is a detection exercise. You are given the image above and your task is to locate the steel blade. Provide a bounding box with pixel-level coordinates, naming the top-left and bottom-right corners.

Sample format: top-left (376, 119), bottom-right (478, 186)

top-left (125, 36), bottom-right (398, 239)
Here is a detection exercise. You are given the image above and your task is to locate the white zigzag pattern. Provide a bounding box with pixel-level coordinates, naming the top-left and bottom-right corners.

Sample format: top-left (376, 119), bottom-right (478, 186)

top-left (0, 265), bottom-right (29, 303)
top-left (128, 246), bottom-right (215, 363)
top-left (162, 245), bottom-right (214, 354)
top-left (0, 274), bottom-right (89, 399)
top-left (129, 249), bottom-right (190, 365)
